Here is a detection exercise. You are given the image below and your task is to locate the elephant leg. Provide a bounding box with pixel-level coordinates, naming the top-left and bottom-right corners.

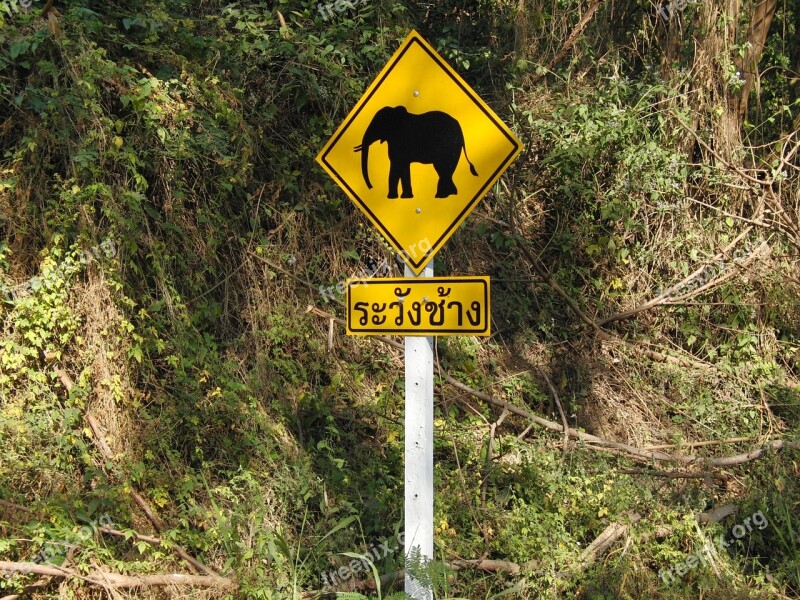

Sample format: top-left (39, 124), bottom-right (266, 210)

top-left (387, 162), bottom-right (400, 199)
top-left (400, 164), bottom-right (413, 198)
top-left (434, 161), bottom-right (458, 198)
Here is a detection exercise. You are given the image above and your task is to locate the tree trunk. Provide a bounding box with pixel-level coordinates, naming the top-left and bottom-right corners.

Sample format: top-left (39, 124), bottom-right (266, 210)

top-left (735, 0), bottom-right (779, 121)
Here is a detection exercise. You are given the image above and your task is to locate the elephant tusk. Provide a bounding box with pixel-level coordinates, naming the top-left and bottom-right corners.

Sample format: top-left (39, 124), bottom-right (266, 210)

top-left (353, 145), bottom-right (362, 152)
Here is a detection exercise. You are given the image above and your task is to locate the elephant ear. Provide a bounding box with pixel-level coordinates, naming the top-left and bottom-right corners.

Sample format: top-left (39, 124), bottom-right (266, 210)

top-left (372, 109), bottom-right (401, 142)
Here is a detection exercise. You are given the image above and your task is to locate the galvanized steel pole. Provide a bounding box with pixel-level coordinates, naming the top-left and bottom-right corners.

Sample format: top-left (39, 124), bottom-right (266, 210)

top-left (404, 262), bottom-right (434, 600)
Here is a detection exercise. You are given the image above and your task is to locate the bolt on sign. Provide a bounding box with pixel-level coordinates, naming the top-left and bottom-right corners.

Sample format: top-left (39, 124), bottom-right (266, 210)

top-left (346, 276), bottom-right (490, 336)
top-left (316, 30), bottom-right (522, 274)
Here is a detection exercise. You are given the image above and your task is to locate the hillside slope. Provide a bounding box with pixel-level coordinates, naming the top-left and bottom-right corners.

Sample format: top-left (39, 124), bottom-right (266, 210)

top-left (0, 1), bottom-right (799, 599)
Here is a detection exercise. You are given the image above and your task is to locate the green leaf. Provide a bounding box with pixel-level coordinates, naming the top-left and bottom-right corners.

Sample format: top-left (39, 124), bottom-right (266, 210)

top-left (130, 346), bottom-right (143, 363)
top-left (143, 204), bottom-right (161, 220)
top-left (10, 41), bottom-right (30, 59)
top-left (341, 552), bottom-right (381, 598)
top-left (317, 515), bottom-right (357, 544)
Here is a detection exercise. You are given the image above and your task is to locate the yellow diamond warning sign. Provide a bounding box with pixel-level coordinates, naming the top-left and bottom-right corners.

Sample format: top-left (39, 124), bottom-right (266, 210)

top-left (316, 30), bottom-right (522, 274)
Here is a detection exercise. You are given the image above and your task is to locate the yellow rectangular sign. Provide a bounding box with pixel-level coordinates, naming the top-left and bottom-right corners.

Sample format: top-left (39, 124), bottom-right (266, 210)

top-left (346, 276), bottom-right (490, 336)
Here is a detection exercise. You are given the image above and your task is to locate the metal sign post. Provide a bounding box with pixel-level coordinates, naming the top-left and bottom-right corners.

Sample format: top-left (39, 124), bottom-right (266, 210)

top-left (403, 263), bottom-right (434, 600)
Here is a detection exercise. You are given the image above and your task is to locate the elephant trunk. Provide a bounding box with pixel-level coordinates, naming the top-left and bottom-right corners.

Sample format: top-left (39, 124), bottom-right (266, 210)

top-left (360, 140), bottom-right (372, 189)
top-left (355, 118), bottom-right (383, 190)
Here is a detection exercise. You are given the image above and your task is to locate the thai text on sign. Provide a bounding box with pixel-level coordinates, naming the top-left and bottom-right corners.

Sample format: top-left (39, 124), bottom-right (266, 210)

top-left (346, 276), bottom-right (490, 336)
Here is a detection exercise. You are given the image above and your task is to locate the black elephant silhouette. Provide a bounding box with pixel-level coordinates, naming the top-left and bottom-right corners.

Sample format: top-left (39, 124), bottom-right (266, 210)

top-left (353, 106), bottom-right (478, 199)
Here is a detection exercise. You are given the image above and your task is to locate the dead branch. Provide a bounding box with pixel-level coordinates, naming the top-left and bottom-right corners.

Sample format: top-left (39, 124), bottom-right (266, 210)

top-left (0, 577), bottom-right (53, 600)
top-left (0, 561), bottom-right (233, 590)
top-left (0, 562), bottom-right (107, 589)
top-left (643, 436), bottom-right (763, 450)
top-left (697, 504), bottom-right (738, 524)
top-left (637, 346), bottom-right (712, 370)
top-left (0, 499), bottom-right (32, 514)
top-left (665, 241), bottom-right (768, 304)
top-left (697, 440), bottom-right (798, 467)
top-left (98, 526), bottom-right (161, 545)
top-left (574, 513), bottom-right (640, 572)
top-left (442, 369), bottom-right (800, 466)
top-left (439, 368), bottom-right (677, 462)
top-left (618, 468), bottom-right (728, 481)
top-left (448, 558), bottom-right (521, 575)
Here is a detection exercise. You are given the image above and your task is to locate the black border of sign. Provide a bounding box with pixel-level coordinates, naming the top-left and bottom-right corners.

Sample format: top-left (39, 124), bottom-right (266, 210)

top-left (346, 277), bottom-right (490, 335)
top-left (320, 36), bottom-right (521, 272)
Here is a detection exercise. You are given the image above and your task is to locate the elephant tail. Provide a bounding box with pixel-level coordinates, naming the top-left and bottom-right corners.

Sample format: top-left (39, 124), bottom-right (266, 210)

top-left (462, 144), bottom-right (478, 177)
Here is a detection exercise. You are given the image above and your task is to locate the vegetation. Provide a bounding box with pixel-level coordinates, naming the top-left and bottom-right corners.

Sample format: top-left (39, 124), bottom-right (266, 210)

top-left (0, 0), bottom-right (798, 598)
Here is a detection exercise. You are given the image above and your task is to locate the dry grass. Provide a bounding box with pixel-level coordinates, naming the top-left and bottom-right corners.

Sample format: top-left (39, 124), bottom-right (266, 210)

top-left (70, 276), bottom-right (138, 461)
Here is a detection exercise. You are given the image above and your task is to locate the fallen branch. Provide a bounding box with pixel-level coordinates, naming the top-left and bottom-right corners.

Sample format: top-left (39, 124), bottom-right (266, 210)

top-left (697, 440), bottom-right (798, 467)
top-left (0, 577), bottom-right (52, 600)
top-left (0, 499), bottom-right (32, 514)
top-left (0, 561), bottom-right (233, 590)
top-left (442, 371), bottom-right (800, 466)
top-left (574, 513), bottom-right (640, 572)
top-left (637, 347), bottom-right (712, 370)
top-left (643, 436), bottom-right (762, 450)
top-left (697, 504), bottom-right (738, 524)
top-left (448, 558), bottom-right (521, 575)
top-left (618, 468), bottom-right (728, 481)
top-left (99, 526), bottom-right (161, 545)
top-left (653, 241), bottom-right (767, 305)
